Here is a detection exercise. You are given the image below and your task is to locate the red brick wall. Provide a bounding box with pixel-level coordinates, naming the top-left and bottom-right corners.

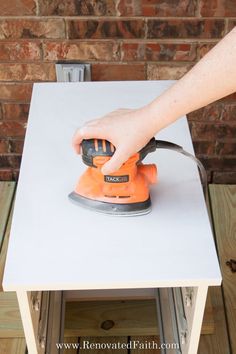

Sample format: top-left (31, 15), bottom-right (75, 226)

top-left (0, 0), bottom-right (235, 183)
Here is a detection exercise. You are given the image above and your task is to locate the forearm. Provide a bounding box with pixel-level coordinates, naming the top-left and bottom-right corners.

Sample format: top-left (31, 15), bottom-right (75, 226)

top-left (74, 27), bottom-right (236, 173)
top-left (146, 27), bottom-right (236, 132)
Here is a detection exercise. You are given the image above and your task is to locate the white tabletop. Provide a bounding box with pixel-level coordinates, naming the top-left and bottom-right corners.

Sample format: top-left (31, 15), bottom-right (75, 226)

top-left (3, 81), bottom-right (221, 291)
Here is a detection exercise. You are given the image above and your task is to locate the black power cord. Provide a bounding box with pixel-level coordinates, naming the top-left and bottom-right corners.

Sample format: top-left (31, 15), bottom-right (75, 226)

top-left (155, 140), bottom-right (207, 197)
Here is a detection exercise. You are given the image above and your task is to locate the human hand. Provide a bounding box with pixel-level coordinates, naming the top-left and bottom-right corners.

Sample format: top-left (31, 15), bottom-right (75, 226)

top-left (72, 107), bottom-right (157, 175)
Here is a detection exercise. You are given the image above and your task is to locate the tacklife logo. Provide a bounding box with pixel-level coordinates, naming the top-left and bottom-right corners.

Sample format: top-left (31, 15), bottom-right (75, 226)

top-left (104, 175), bottom-right (129, 183)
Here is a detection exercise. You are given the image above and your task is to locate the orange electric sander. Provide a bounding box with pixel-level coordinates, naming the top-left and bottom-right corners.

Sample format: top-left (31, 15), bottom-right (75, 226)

top-left (69, 138), bottom-right (207, 216)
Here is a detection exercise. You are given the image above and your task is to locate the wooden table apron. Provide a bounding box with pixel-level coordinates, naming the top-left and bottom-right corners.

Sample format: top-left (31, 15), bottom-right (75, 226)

top-left (2, 81), bottom-right (222, 354)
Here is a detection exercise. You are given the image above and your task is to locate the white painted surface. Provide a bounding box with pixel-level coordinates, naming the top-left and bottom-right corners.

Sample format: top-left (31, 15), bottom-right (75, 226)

top-left (3, 81), bottom-right (222, 291)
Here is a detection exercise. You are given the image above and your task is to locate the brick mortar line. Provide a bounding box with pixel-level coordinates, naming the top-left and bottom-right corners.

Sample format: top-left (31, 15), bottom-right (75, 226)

top-left (198, 155), bottom-right (236, 158)
top-left (190, 122), bottom-right (236, 126)
top-left (0, 59), bottom-right (197, 63)
top-left (144, 61), bottom-right (147, 80)
top-left (0, 151), bottom-right (24, 155)
top-left (117, 41), bottom-right (122, 61)
top-left (35, 0), bottom-right (39, 16)
top-left (193, 139), bottom-right (236, 144)
top-left (63, 17), bottom-right (68, 40)
top-left (223, 18), bottom-right (228, 35)
top-left (114, 0), bottom-right (120, 17)
top-left (0, 81), bottom-right (33, 85)
top-left (0, 99), bottom-right (31, 103)
top-left (194, 139), bottom-right (236, 142)
top-left (195, 0), bottom-right (200, 17)
top-left (187, 101), bottom-right (236, 106)
top-left (213, 171), bottom-right (236, 174)
top-left (0, 140), bottom-right (24, 143)
top-left (193, 138), bottom-right (236, 142)
top-left (0, 153), bottom-right (23, 156)
top-left (39, 41), bottom-right (43, 61)
top-left (196, 139), bottom-right (236, 143)
top-left (225, 18), bottom-right (229, 34)
top-left (0, 123), bottom-right (27, 126)
top-left (191, 121), bottom-right (236, 125)
top-left (0, 62), bottom-right (197, 65)
top-left (0, 39), bottom-right (221, 42)
top-left (0, 59), bottom-right (198, 64)
top-left (0, 38), bottom-right (224, 42)
top-left (0, 80), bottom-right (55, 83)
top-left (201, 152), bottom-right (236, 157)
top-left (212, 102), bottom-right (236, 106)
top-left (0, 61), bottom-right (53, 63)
top-left (144, 18), bottom-right (148, 39)
top-left (0, 16), bottom-right (234, 20)
top-left (0, 100), bottom-right (30, 104)
top-left (45, 38), bottom-right (219, 42)
top-left (0, 39), bottom-right (44, 42)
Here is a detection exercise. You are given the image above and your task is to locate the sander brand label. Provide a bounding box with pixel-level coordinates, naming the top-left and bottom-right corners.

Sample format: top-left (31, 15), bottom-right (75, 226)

top-left (104, 175), bottom-right (129, 183)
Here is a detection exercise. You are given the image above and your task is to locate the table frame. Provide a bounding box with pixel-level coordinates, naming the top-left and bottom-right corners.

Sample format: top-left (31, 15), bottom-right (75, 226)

top-left (17, 285), bottom-right (208, 354)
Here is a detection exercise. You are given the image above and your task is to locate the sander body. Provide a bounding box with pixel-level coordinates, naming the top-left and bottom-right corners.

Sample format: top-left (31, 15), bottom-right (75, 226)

top-left (69, 138), bottom-right (207, 216)
top-left (69, 138), bottom-right (158, 216)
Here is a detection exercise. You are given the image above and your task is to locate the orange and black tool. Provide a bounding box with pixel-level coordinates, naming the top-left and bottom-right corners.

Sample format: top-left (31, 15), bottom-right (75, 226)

top-left (69, 138), bottom-right (207, 216)
top-left (69, 138), bottom-right (157, 216)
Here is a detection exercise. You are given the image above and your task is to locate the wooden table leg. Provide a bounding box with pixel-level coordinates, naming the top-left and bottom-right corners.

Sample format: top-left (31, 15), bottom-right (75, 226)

top-left (187, 285), bottom-right (208, 354)
top-left (16, 290), bottom-right (65, 354)
top-left (16, 290), bottom-right (39, 354)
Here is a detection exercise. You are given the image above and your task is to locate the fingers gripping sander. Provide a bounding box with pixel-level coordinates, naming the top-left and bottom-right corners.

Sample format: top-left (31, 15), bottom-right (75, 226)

top-left (69, 138), bottom-right (207, 216)
top-left (69, 138), bottom-right (158, 216)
